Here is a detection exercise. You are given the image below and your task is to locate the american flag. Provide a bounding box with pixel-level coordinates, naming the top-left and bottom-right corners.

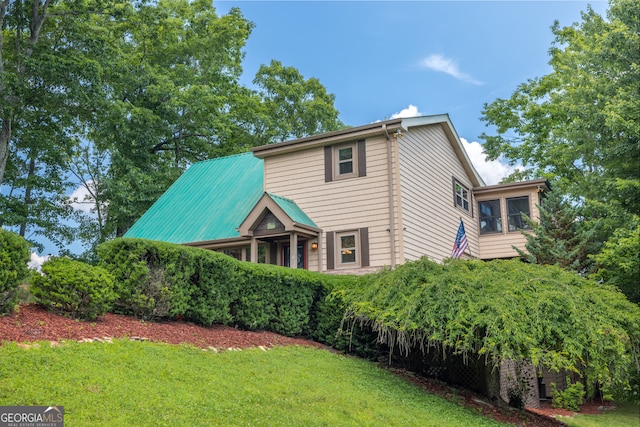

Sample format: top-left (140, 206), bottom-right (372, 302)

top-left (451, 219), bottom-right (469, 258)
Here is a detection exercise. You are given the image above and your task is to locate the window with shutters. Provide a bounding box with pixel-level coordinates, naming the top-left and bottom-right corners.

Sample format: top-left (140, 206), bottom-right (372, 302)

top-left (326, 228), bottom-right (369, 270)
top-left (324, 140), bottom-right (366, 182)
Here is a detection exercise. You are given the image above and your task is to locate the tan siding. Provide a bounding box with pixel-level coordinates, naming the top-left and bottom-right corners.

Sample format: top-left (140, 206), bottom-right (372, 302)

top-left (476, 188), bottom-right (542, 259)
top-left (397, 125), bottom-right (479, 263)
top-left (264, 134), bottom-right (396, 271)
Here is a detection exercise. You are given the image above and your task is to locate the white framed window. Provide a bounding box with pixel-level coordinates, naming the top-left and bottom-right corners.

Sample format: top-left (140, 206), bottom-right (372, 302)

top-left (336, 230), bottom-right (360, 267)
top-left (454, 181), bottom-right (470, 212)
top-left (333, 143), bottom-right (358, 180)
top-left (324, 140), bottom-right (366, 182)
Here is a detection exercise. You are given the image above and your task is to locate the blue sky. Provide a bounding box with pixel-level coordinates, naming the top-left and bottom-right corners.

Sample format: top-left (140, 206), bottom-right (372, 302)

top-left (216, 0), bottom-right (607, 183)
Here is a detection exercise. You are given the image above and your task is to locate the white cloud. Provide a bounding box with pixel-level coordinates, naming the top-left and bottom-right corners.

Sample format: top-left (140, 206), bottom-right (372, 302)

top-left (461, 137), bottom-right (519, 185)
top-left (29, 252), bottom-right (50, 271)
top-left (420, 54), bottom-right (482, 86)
top-left (390, 104), bottom-right (422, 119)
top-left (69, 183), bottom-right (102, 214)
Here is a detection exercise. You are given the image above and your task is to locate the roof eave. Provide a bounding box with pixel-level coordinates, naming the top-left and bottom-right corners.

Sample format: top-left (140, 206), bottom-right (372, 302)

top-left (251, 119), bottom-right (403, 158)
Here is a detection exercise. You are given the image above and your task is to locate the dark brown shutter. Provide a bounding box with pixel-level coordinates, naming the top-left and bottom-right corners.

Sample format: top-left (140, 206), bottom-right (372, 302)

top-left (326, 231), bottom-right (335, 270)
top-left (324, 146), bottom-right (333, 182)
top-left (359, 227), bottom-right (369, 267)
top-left (357, 140), bottom-right (366, 177)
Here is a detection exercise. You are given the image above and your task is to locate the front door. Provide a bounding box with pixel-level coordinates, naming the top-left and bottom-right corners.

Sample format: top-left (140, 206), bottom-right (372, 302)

top-left (282, 242), bottom-right (306, 269)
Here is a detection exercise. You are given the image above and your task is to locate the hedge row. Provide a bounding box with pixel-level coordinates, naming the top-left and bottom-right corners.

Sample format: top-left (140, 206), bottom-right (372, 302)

top-left (96, 238), bottom-right (360, 344)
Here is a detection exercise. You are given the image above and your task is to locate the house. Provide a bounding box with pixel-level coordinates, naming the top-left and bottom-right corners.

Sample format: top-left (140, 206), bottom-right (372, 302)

top-left (124, 114), bottom-right (549, 273)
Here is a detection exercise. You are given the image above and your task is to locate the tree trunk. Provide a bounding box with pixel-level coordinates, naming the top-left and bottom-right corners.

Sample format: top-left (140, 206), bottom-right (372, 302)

top-left (19, 156), bottom-right (36, 236)
top-left (0, 118), bottom-right (11, 185)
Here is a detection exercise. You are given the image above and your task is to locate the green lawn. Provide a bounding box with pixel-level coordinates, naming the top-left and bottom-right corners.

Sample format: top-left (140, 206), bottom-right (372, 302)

top-left (0, 340), bottom-right (507, 426)
top-left (558, 402), bottom-right (640, 427)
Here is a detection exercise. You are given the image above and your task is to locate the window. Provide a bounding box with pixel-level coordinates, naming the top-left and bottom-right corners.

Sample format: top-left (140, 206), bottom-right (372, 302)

top-left (507, 196), bottom-right (530, 231)
top-left (479, 200), bottom-right (502, 234)
top-left (326, 228), bottom-right (370, 269)
top-left (338, 232), bottom-right (358, 265)
top-left (454, 181), bottom-right (470, 212)
top-left (324, 140), bottom-right (366, 182)
top-left (337, 146), bottom-right (354, 175)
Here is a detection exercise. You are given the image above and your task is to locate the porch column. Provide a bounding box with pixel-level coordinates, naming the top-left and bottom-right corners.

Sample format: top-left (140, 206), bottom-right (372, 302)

top-left (289, 232), bottom-right (298, 269)
top-left (317, 232), bottom-right (323, 272)
top-left (250, 237), bottom-right (258, 263)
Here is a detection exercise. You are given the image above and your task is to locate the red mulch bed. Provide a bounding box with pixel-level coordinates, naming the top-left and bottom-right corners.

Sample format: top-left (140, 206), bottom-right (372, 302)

top-left (0, 304), bottom-right (618, 426)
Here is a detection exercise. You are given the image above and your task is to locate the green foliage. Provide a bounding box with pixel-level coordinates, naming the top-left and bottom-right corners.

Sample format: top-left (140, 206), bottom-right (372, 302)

top-left (0, 228), bottom-right (30, 314)
top-left (514, 190), bottom-right (598, 273)
top-left (551, 380), bottom-right (585, 412)
top-left (251, 60), bottom-right (345, 142)
top-left (592, 221), bottom-right (640, 303)
top-left (31, 257), bottom-right (116, 321)
top-left (97, 238), bottom-right (358, 340)
top-left (338, 257), bottom-right (640, 399)
top-left (304, 274), bottom-right (382, 358)
top-left (97, 238), bottom-right (234, 323)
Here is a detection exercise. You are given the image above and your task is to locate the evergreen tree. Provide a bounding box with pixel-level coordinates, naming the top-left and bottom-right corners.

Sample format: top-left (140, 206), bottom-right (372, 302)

top-left (514, 190), bottom-right (597, 274)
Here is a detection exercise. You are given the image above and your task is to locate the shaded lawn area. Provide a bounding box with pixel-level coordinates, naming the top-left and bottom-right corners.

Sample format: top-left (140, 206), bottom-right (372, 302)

top-left (0, 340), bottom-right (507, 426)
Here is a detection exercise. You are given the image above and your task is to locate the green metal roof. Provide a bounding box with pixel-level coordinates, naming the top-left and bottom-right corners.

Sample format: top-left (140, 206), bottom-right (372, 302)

top-left (267, 193), bottom-right (318, 229)
top-left (124, 152), bottom-right (264, 244)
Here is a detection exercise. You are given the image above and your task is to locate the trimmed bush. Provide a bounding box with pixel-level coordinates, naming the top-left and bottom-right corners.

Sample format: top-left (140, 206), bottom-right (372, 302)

top-left (0, 228), bottom-right (30, 314)
top-left (97, 238), bottom-right (239, 323)
top-left (31, 257), bottom-right (116, 320)
top-left (97, 238), bottom-right (361, 342)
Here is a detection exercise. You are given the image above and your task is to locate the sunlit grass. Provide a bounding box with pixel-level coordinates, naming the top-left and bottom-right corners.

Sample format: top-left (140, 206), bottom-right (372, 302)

top-left (0, 340), bottom-right (507, 426)
top-left (558, 402), bottom-right (640, 427)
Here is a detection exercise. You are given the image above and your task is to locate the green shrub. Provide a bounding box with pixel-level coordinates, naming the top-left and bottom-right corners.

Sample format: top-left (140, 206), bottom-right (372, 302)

top-left (306, 275), bottom-right (382, 358)
top-left (339, 257), bottom-right (640, 401)
top-left (231, 264), bottom-right (319, 335)
top-left (97, 238), bottom-right (363, 346)
top-left (98, 238), bottom-right (386, 358)
top-left (551, 380), bottom-right (585, 411)
top-left (31, 257), bottom-right (116, 320)
top-left (0, 228), bottom-right (30, 314)
top-left (97, 238), bottom-right (239, 323)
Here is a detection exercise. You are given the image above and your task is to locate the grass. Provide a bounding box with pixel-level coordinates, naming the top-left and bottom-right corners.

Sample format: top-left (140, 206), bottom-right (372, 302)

top-left (0, 340), bottom-right (507, 426)
top-left (558, 402), bottom-right (640, 427)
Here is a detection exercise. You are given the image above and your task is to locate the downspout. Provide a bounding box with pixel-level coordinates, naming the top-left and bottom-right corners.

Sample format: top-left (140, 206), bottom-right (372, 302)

top-left (383, 124), bottom-right (397, 267)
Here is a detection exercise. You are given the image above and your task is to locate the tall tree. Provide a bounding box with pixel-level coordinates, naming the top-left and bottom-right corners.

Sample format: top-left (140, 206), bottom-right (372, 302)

top-left (87, 0), bottom-right (255, 236)
top-left (0, 0), bottom-right (122, 250)
top-left (480, 0), bottom-right (639, 216)
top-left (251, 60), bottom-right (345, 143)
